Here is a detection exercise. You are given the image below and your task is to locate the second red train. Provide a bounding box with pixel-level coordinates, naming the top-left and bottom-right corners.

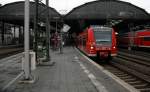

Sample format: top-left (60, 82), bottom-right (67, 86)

top-left (118, 28), bottom-right (150, 49)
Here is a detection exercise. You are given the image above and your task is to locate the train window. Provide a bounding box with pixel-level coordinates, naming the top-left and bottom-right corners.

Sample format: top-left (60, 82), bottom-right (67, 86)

top-left (83, 38), bottom-right (86, 46)
top-left (93, 27), bottom-right (112, 32)
top-left (143, 37), bottom-right (150, 41)
top-left (93, 30), bottom-right (112, 45)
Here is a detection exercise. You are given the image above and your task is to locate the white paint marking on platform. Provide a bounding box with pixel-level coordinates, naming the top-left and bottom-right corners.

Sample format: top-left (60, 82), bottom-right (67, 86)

top-left (79, 61), bottom-right (108, 92)
top-left (80, 64), bottom-right (86, 70)
top-left (88, 73), bottom-right (96, 79)
top-left (2, 72), bottom-right (24, 91)
top-left (76, 48), bottom-right (140, 92)
top-left (84, 69), bottom-right (90, 74)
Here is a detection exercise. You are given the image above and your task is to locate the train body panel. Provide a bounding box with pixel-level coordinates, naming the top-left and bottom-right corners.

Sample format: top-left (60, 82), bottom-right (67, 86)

top-left (86, 27), bottom-right (96, 56)
top-left (77, 25), bottom-right (117, 59)
top-left (136, 29), bottom-right (150, 47)
top-left (118, 28), bottom-right (150, 48)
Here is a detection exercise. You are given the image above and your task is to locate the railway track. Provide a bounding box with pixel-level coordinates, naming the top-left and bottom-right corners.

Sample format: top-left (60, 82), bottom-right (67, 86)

top-left (119, 48), bottom-right (150, 59)
top-left (101, 51), bottom-right (150, 92)
top-left (0, 47), bottom-right (23, 59)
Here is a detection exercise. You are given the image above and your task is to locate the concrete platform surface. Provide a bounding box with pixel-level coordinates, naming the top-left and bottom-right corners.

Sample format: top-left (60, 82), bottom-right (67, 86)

top-left (7, 47), bottom-right (97, 92)
top-left (0, 53), bottom-right (22, 91)
top-left (5, 47), bottom-right (130, 92)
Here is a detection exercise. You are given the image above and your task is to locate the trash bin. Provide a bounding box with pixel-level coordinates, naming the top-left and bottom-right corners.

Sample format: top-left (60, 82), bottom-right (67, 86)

top-left (22, 51), bottom-right (36, 71)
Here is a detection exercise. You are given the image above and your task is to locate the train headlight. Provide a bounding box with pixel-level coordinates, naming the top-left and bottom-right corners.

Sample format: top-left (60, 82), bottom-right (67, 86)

top-left (90, 46), bottom-right (94, 50)
top-left (113, 46), bottom-right (116, 49)
top-left (115, 32), bottom-right (118, 35)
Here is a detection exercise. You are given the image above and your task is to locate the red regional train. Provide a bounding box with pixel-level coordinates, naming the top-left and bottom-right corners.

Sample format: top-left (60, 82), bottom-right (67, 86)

top-left (118, 28), bottom-right (150, 48)
top-left (77, 25), bottom-right (117, 60)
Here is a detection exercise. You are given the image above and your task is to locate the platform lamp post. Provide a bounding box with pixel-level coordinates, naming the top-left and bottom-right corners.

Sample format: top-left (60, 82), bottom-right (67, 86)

top-left (54, 17), bottom-right (61, 53)
top-left (33, 0), bottom-right (39, 62)
top-left (128, 12), bottom-right (134, 51)
top-left (24, 0), bottom-right (30, 80)
top-left (46, 0), bottom-right (51, 61)
top-left (60, 19), bottom-right (64, 54)
top-left (60, 28), bottom-right (63, 53)
top-left (128, 23), bottom-right (134, 51)
top-left (43, 0), bottom-right (55, 65)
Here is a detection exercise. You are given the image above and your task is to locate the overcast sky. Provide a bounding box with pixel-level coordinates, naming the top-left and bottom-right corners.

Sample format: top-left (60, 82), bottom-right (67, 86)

top-left (0, 0), bottom-right (150, 14)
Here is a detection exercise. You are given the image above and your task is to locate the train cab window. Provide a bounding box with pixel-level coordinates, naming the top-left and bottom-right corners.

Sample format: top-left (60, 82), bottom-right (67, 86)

top-left (93, 27), bottom-right (112, 45)
top-left (83, 38), bottom-right (86, 46)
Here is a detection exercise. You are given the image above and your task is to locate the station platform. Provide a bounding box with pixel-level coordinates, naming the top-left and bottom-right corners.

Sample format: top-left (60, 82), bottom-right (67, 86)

top-left (6, 47), bottom-right (131, 92)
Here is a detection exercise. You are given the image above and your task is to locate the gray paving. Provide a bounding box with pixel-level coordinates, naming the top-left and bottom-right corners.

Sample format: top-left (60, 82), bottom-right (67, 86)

top-left (8, 47), bottom-right (97, 92)
top-left (5, 47), bottom-right (130, 92)
top-left (0, 53), bottom-right (22, 90)
top-left (77, 52), bottom-right (130, 92)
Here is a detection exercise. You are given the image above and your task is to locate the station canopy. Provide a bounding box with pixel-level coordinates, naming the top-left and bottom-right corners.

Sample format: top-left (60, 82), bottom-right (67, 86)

top-left (64, 0), bottom-right (150, 33)
top-left (65, 0), bottom-right (150, 20)
top-left (0, 1), bottom-right (61, 25)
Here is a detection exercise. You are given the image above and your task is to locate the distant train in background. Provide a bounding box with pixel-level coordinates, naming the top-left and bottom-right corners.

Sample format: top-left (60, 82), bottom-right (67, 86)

top-left (118, 28), bottom-right (150, 49)
top-left (77, 25), bottom-right (117, 60)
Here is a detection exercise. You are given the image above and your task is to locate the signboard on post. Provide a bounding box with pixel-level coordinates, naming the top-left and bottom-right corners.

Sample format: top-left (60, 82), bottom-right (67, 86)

top-left (62, 24), bottom-right (70, 32)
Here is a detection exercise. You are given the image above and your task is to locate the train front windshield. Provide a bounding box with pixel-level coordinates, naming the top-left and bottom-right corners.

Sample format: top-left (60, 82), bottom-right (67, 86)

top-left (93, 27), bottom-right (112, 45)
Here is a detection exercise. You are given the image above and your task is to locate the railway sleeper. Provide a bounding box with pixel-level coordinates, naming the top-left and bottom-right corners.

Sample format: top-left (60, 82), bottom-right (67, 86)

top-left (110, 69), bottom-right (123, 72)
top-left (114, 57), bottom-right (150, 76)
top-left (128, 81), bottom-right (143, 85)
top-left (104, 67), bottom-right (117, 70)
top-left (113, 72), bottom-right (126, 75)
top-left (115, 74), bottom-right (129, 77)
top-left (123, 78), bottom-right (137, 82)
top-left (109, 69), bottom-right (122, 72)
top-left (111, 62), bottom-right (150, 83)
top-left (118, 52), bottom-right (150, 63)
top-left (139, 88), bottom-right (150, 92)
top-left (133, 84), bottom-right (148, 89)
top-left (118, 75), bottom-right (133, 79)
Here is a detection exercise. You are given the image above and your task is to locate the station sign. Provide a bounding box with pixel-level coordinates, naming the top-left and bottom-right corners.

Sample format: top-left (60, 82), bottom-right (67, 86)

top-left (62, 24), bottom-right (70, 32)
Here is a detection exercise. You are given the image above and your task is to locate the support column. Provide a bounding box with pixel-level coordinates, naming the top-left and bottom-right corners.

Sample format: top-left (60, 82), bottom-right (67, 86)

top-left (34, 0), bottom-right (39, 61)
top-left (56, 20), bottom-right (57, 32)
top-left (19, 26), bottom-right (22, 44)
top-left (59, 20), bottom-right (63, 53)
top-left (23, 26), bottom-right (24, 44)
top-left (24, 0), bottom-right (30, 79)
top-left (1, 21), bottom-right (4, 45)
top-left (14, 25), bottom-right (16, 38)
top-left (60, 29), bottom-right (63, 53)
top-left (128, 23), bottom-right (134, 50)
top-left (46, 0), bottom-right (51, 61)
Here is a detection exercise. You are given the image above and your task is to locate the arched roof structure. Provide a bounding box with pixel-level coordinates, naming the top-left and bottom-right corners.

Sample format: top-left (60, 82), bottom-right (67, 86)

top-left (0, 1), bottom-right (61, 25)
top-left (64, 0), bottom-right (150, 33)
top-left (65, 0), bottom-right (150, 20)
